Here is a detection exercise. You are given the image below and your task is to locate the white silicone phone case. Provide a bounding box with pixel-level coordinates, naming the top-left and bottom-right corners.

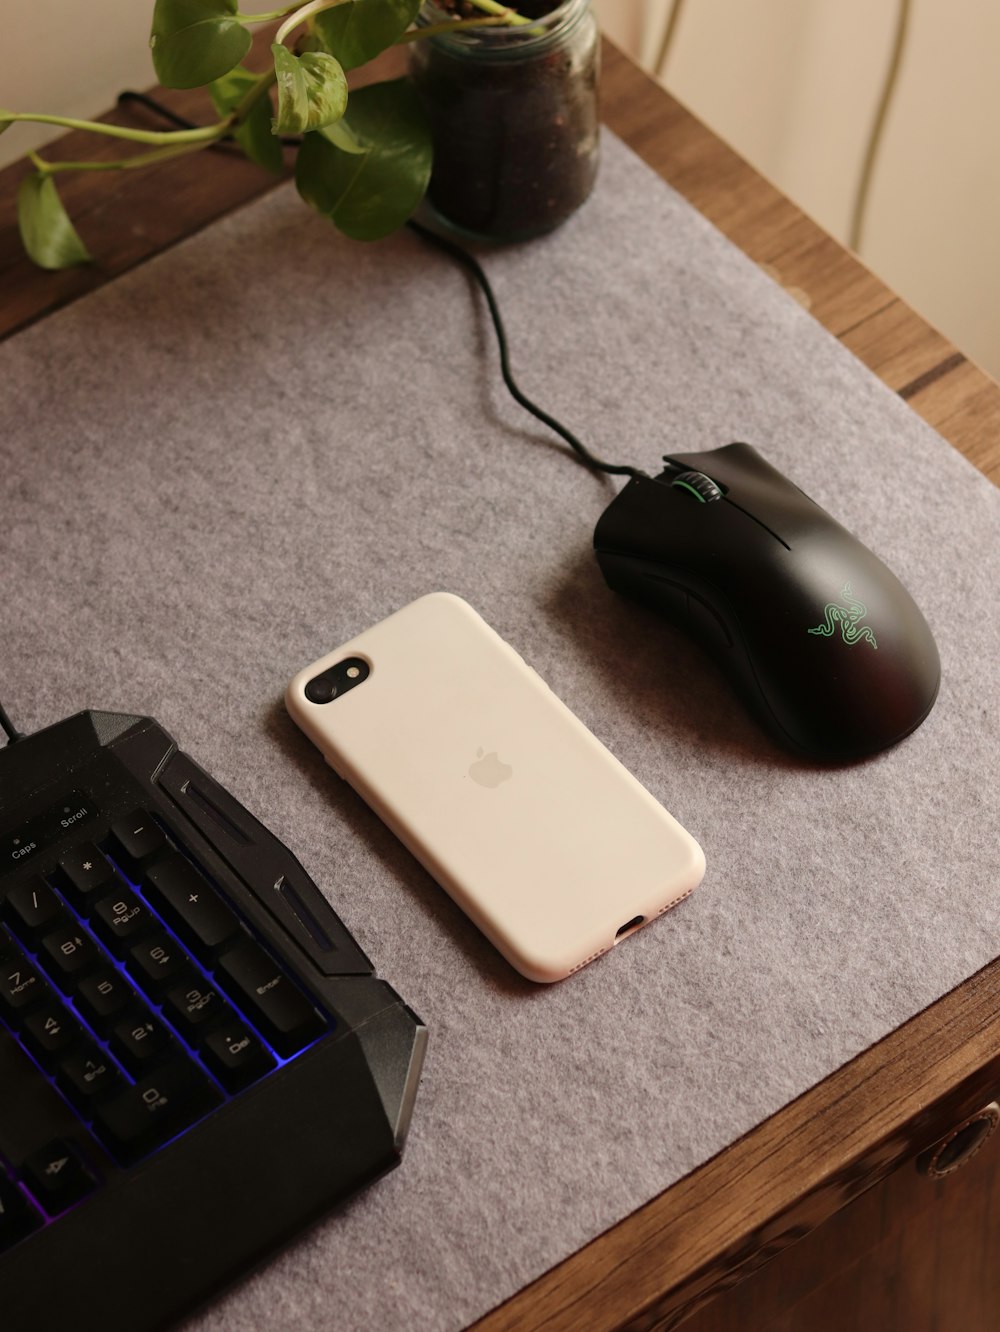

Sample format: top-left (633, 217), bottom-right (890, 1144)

top-left (286, 593), bottom-right (705, 982)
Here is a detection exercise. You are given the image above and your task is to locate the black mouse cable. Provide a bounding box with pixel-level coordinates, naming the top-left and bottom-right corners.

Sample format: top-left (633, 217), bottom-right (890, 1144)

top-left (117, 92), bottom-right (647, 482)
top-left (406, 220), bottom-right (648, 481)
top-left (0, 699), bottom-right (25, 746)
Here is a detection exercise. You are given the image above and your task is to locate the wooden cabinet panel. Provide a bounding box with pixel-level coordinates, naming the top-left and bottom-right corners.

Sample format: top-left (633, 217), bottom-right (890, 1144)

top-left (677, 1106), bottom-right (1000, 1332)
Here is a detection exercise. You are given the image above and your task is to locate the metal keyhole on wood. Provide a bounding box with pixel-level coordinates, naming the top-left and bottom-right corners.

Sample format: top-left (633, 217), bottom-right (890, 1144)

top-left (920, 1101), bottom-right (1000, 1178)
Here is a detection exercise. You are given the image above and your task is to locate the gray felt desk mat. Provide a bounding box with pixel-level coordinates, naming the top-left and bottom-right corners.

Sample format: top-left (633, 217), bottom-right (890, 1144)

top-left (2, 130), bottom-right (999, 1329)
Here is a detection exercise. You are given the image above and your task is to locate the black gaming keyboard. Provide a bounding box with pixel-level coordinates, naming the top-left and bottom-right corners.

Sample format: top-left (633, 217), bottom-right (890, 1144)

top-left (0, 710), bottom-right (426, 1331)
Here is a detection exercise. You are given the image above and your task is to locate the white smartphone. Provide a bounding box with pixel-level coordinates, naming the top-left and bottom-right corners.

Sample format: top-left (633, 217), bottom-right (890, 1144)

top-left (286, 593), bottom-right (705, 983)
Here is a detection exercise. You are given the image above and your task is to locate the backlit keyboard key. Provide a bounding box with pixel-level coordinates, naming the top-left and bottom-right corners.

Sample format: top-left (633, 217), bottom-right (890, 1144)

top-left (162, 973), bottom-right (230, 1041)
top-left (57, 843), bottom-right (115, 904)
top-left (109, 1011), bottom-right (173, 1076)
top-left (21, 1002), bottom-right (83, 1066)
top-left (56, 1041), bottom-right (124, 1112)
top-left (127, 933), bottom-right (191, 995)
top-left (0, 947), bottom-right (50, 1023)
top-left (216, 939), bottom-right (324, 1056)
top-left (75, 968), bottom-right (136, 1033)
top-left (144, 852), bottom-right (241, 955)
top-left (21, 1139), bottom-right (97, 1217)
top-left (201, 1021), bottom-right (275, 1093)
top-left (93, 1059), bottom-right (220, 1162)
top-left (109, 812), bottom-right (166, 869)
top-left (38, 926), bottom-right (100, 992)
top-left (3, 877), bottom-right (65, 944)
top-left (90, 887), bottom-right (155, 954)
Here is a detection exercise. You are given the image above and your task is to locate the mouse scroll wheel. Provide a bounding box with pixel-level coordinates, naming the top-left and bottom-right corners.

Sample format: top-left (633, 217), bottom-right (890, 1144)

top-left (670, 470), bottom-right (724, 503)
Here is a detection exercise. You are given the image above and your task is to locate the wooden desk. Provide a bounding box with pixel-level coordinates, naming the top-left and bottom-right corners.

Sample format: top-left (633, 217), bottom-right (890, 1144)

top-left (2, 37), bottom-right (998, 1332)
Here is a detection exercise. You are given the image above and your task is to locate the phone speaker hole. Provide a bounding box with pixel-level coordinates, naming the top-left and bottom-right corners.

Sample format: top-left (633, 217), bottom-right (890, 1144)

top-left (615, 915), bottom-right (645, 939)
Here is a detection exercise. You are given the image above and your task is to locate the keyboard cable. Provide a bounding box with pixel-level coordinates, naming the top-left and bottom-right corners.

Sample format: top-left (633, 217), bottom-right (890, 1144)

top-left (0, 700), bottom-right (25, 745)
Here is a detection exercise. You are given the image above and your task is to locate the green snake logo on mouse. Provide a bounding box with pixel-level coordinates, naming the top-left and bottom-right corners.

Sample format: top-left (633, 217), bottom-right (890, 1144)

top-left (807, 582), bottom-right (878, 650)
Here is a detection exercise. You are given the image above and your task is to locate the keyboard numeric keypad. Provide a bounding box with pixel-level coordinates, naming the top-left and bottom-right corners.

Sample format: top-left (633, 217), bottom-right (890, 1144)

top-left (0, 801), bottom-right (331, 1234)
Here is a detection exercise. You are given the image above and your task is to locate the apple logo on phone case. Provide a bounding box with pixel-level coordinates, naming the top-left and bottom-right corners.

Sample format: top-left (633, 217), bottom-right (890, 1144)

top-left (468, 748), bottom-right (513, 788)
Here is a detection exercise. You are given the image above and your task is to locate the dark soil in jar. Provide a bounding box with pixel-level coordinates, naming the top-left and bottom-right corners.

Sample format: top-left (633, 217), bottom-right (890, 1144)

top-left (439, 0), bottom-right (563, 15)
top-left (410, 1), bottom-right (600, 241)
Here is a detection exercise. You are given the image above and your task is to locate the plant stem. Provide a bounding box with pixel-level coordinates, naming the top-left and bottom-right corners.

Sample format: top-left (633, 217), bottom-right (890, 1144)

top-left (25, 71), bottom-right (277, 179)
top-left (274, 0), bottom-right (530, 46)
top-left (399, 15), bottom-right (526, 42)
top-left (275, 0), bottom-right (349, 46)
top-left (235, 3), bottom-right (301, 20)
top-left (29, 140), bottom-right (215, 175)
top-left (0, 110), bottom-right (225, 147)
top-left (464, 0), bottom-right (530, 23)
top-left (232, 68), bottom-right (278, 125)
top-left (6, 67), bottom-right (273, 178)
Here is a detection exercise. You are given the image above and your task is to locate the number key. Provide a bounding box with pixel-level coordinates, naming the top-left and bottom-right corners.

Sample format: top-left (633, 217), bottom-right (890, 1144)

top-left (90, 888), bottom-right (154, 955)
top-left (38, 926), bottom-right (99, 992)
top-left (21, 1002), bottom-right (82, 1066)
top-left (75, 968), bottom-right (136, 1033)
top-left (109, 1011), bottom-right (173, 1076)
top-left (57, 1040), bottom-right (124, 1113)
top-left (0, 946), bottom-right (50, 1025)
top-left (162, 973), bottom-right (229, 1041)
top-left (127, 933), bottom-right (191, 996)
top-left (92, 1058), bottom-right (220, 1163)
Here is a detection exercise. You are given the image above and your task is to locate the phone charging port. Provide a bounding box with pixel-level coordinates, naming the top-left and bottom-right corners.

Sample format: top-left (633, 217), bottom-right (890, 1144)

top-left (615, 915), bottom-right (645, 939)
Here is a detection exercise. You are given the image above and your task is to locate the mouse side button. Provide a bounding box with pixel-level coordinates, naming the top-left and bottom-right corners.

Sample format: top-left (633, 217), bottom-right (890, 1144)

top-left (686, 590), bottom-right (733, 650)
top-left (594, 550), bottom-right (689, 620)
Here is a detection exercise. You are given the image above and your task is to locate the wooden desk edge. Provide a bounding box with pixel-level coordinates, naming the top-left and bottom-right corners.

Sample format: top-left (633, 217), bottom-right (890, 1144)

top-left (0, 36), bottom-right (997, 1332)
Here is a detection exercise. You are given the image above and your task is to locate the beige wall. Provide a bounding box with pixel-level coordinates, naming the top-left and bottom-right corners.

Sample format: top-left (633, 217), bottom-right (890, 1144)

top-left (596, 0), bottom-right (1000, 381)
top-left (1, 0), bottom-right (154, 167)
top-left (2, 1), bottom-right (999, 380)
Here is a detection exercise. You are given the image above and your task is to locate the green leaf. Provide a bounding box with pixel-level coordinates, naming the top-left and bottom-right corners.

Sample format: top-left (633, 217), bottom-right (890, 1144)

top-left (17, 173), bottom-right (91, 270)
top-left (210, 67), bottom-right (283, 174)
top-left (295, 78), bottom-right (431, 241)
top-left (150, 0), bottom-right (251, 90)
top-left (313, 0), bottom-right (421, 72)
top-left (272, 44), bottom-right (348, 135)
top-left (322, 118), bottom-right (367, 155)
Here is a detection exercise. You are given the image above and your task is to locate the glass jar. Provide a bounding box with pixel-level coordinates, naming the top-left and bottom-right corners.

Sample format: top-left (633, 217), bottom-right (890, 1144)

top-left (408, 0), bottom-right (600, 243)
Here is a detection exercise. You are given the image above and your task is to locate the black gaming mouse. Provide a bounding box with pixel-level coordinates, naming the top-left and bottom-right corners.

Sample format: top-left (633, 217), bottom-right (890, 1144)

top-left (593, 443), bottom-right (940, 761)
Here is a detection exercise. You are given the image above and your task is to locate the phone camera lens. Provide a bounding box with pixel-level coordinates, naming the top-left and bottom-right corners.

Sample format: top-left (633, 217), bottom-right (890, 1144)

top-left (305, 675), bottom-right (338, 704)
top-left (304, 657), bottom-right (368, 705)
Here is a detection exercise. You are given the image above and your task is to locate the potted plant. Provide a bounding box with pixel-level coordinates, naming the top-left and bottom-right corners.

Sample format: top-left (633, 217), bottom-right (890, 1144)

top-left (1, 0), bottom-right (599, 269)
